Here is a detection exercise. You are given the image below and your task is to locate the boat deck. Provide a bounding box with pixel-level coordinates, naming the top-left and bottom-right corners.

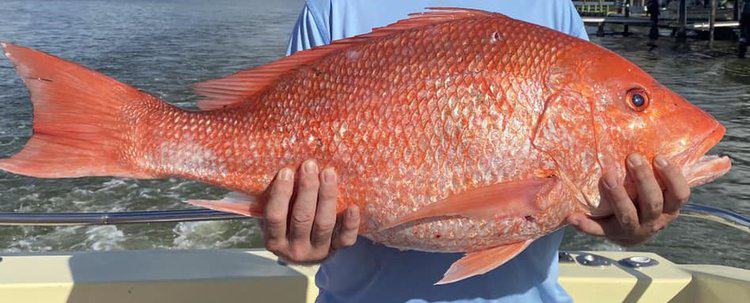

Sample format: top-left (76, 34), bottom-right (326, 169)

top-left (0, 249), bottom-right (747, 303)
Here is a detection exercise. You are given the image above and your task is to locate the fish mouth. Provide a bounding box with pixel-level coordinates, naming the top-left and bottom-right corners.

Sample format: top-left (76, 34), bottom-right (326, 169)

top-left (672, 125), bottom-right (731, 186)
top-left (683, 154), bottom-right (731, 186)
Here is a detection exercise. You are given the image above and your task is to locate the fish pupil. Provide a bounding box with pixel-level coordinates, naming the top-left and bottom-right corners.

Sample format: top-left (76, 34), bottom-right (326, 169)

top-left (631, 93), bottom-right (645, 107)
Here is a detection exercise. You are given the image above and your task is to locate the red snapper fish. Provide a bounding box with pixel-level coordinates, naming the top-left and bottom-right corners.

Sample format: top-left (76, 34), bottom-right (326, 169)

top-left (0, 9), bottom-right (731, 284)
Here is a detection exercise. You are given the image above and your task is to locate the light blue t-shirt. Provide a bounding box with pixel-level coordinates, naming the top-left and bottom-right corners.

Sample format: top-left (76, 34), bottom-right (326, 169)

top-left (285, 1), bottom-right (589, 302)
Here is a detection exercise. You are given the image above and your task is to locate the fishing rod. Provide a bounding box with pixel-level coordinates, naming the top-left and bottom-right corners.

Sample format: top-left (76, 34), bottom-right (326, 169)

top-left (0, 209), bottom-right (244, 226)
top-left (0, 203), bottom-right (746, 233)
top-left (680, 203), bottom-right (750, 233)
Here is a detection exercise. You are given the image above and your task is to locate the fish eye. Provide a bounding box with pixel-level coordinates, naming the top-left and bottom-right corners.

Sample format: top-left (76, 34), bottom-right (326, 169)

top-left (626, 88), bottom-right (649, 112)
top-left (632, 94), bottom-right (645, 107)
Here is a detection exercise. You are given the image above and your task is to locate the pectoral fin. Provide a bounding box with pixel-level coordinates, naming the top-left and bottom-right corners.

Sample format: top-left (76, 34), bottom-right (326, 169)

top-left (436, 240), bottom-right (533, 285)
top-left (378, 178), bottom-right (554, 231)
top-left (186, 191), bottom-right (263, 217)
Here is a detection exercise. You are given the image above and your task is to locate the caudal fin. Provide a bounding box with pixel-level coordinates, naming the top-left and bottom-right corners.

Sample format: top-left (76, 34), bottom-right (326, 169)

top-left (0, 42), bottom-right (158, 179)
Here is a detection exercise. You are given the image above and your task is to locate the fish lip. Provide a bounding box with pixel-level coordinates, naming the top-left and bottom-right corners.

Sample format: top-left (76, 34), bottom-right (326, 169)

top-left (683, 154), bottom-right (731, 186)
top-left (670, 124), bottom-right (724, 165)
top-left (670, 124), bottom-right (731, 186)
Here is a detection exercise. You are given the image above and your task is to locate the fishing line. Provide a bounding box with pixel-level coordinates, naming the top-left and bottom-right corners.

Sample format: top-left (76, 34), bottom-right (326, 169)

top-left (0, 203), bottom-right (746, 234)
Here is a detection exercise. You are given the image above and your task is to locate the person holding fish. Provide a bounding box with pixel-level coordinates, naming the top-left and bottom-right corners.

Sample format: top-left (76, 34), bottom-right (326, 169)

top-left (1, 0), bottom-right (729, 302)
top-left (261, 0), bottom-right (697, 302)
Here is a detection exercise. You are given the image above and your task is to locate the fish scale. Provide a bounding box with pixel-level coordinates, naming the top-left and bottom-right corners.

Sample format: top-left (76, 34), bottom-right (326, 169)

top-left (0, 8), bottom-right (730, 284)
top-left (128, 11), bottom-right (581, 252)
top-left (232, 18), bottom-right (568, 250)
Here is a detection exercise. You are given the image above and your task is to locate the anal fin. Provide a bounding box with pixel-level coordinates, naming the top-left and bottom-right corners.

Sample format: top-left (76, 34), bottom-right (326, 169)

top-left (186, 191), bottom-right (263, 217)
top-left (436, 240), bottom-right (533, 285)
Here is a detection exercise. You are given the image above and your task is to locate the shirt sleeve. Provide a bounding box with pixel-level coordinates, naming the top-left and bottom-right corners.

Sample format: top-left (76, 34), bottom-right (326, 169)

top-left (286, 3), bottom-right (330, 55)
top-left (565, 0), bottom-right (589, 41)
top-left (288, 1), bottom-right (590, 52)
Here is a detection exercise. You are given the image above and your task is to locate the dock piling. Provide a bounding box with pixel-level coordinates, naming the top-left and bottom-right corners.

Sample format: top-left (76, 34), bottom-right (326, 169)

top-left (677, 0), bottom-right (688, 41)
top-left (741, 1), bottom-right (749, 58)
top-left (735, 0), bottom-right (741, 21)
top-left (648, 0), bottom-right (660, 40)
top-left (624, 0), bottom-right (632, 36)
top-left (709, 0), bottom-right (717, 48)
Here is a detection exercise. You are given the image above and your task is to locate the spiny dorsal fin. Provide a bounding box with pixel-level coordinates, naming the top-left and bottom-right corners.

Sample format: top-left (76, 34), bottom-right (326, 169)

top-left (192, 8), bottom-right (498, 110)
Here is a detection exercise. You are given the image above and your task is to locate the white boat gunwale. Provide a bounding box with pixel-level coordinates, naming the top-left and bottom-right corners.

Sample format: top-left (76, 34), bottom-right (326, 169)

top-left (0, 249), bottom-right (747, 303)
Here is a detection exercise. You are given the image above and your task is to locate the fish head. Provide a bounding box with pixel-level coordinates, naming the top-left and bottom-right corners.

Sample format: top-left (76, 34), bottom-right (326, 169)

top-left (544, 45), bottom-right (730, 216)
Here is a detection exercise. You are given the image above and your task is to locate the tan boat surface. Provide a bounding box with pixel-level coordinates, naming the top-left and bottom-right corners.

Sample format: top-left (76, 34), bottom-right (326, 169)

top-left (0, 249), bottom-right (747, 303)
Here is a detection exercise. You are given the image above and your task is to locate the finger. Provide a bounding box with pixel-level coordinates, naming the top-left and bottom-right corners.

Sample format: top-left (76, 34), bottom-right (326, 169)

top-left (627, 154), bottom-right (663, 223)
top-left (263, 168), bottom-right (294, 252)
top-left (600, 171), bottom-right (639, 234)
top-left (567, 214), bottom-right (605, 236)
top-left (289, 160), bottom-right (320, 244)
top-left (570, 213), bottom-right (652, 246)
top-left (653, 155), bottom-right (690, 214)
top-left (333, 205), bottom-right (360, 249)
top-left (311, 167), bottom-right (338, 248)
top-left (611, 217), bottom-right (658, 246)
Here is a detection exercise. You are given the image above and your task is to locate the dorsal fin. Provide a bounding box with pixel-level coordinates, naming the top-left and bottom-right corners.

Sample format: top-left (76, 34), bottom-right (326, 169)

top-left (192, 7), bottom-right (496, 110)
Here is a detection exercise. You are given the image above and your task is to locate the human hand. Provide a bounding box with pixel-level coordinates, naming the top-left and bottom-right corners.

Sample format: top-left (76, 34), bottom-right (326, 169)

top-left (263, 160), bottom-right (360, 264)
top-left (568, 153), bottom-right (690, 246)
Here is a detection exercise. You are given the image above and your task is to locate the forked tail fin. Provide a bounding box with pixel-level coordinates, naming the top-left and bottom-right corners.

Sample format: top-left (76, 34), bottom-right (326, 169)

top-left (0, 42), bottom-right (159, 179)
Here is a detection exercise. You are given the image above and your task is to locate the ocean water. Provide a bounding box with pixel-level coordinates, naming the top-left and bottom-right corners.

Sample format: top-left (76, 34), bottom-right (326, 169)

top-left (0, 0), bottom-right (747, 269)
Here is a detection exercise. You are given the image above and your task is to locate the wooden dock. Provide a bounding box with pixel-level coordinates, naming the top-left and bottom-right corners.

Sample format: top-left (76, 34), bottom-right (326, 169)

top-left (582, 16), bottom-right (739, 30)
top-left (579, 0), bottom-right (741, 44)
top-left (576, 0), bottom-right (747, 56)
top-left (582, 16), bottom-right (651, 26)
top-left (687, 21), bottom-right (740, 30)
